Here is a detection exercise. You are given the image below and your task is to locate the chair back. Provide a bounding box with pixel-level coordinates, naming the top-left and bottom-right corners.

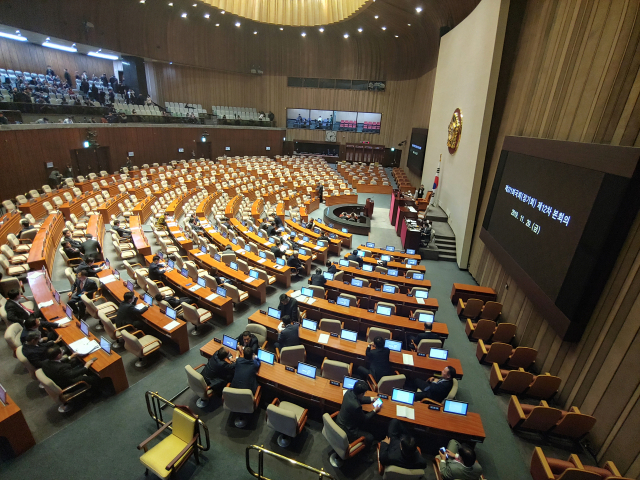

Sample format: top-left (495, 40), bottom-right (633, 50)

top-left (171, 407), bottom-right (198, 443)
top-left (309, 285), bottom-right (325, 298)
top-left (186, 263), bottom-right (199, 281)
top-left (182, 303), bottom-right (202, 327)
top-left (522, 404), bottom-right (564, 432)
top-left (16, 346), bottom-right (38, 380)
top-left (367, 327), bottom-right (391, 342)
top-left (4, 323), bottom-right (23, 351)
top-left (224, 284), bottom-right (242, 303)
top-left (145, 277), bottom-right (162, 296)
top-left (185, 365), bottom-right (209, 399)
top-left (279, 345), bottom-right (306, 367)
top-left (461, 299), bottom-right (484, 318)
top-left (99, 312), bottom-right (119, 341)
top-left (382, 466), bottom-right (426, 480)
top-left (319, 318), bottom-right (342, 334)
top-left (471, 319), bottom-right (497, 341)
top-left (377, 375), bottom-right (406, 395)
top-left (81, 294), bottom-right (100, 318)
top-left (409, 287), bottom-right (429, 298)
top-left (552, 411), bottom-right (597, 439)
top-left (321, 359), bottom-right (350, 381)
top-left (333, 270), bottom-right (344, 281)
top-left (36, 369), bottom-right (63, 403)
top-left (245, 324), bottom-right (267, 345)
top-left (491, 322), bottom-right (516, 344)
top-left (447, 378), bottom-right (459, 400)
top-left (527, 374), bottom-right (561, 400)
top-left (502, 369), bottom-right (534, 394)
top-left (203, 274), bottom-right (218, 290)
top-left (480, 301), bottom-right (502, 320)
top-left (375, 266), bottom-right (388, 274)
top-left (484, 342), bottom-right (513, 364)
top-left (121, 330), bottom-right (144, 357)
top-left (266, 403), bottom-right (299, 438)
top-left (508, 347), bottom-right (537, 369)
top-left (416, 338), bottom-right (442, 354)
top-left (321, 413), bottom-right (349, 459)
top-left (222, 387), bottom-right (256, 414)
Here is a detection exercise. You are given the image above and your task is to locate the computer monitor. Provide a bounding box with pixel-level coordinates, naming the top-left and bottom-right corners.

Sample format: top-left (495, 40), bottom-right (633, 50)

top-left (53, 290), bottom-right (60, 304)
top-left (418, 312), bottom-right (434, 324)
top-left (382, 285), bottom-right (396, 294)
top-left (363, 264), bottom-right (374, 272)
top-left (323, 272), bottom-right (334, 281)
top-left (366, 242), bottom-right (375, 248)
top-left (0, 382), bottom-right (6, 406)
top-left (351, 278), bottom-right (363, 288)
top-left (376, 305), bottom-right (392, 316)
top-left (80, 320), bottom-right (90, 337)
top-left (391, 388), bottom-right (415, 405)
top-left (113, 268), bottom-right (120, 278)
top-left (197, 277), bottom-right (206, 287)
top-left (302, 236), bottom-right (309, 242)
top-left (216, 286), bottom-right (227, 297)
top-left (267, 307), bottom-right (281, 320)
top-left (339, 259), bottom-right (349, 267)
top-left (298, 248), bottom-right (307, 256)
top-left (167, 259), bottom-right (175, 268)
top-left (343, 376), bottom-right (358, 390)
top-left (301, 287), bottom-right (314, 298)
top-left (158, 252), bottom-right (164, 259)
top-left (336, 296), bottom-right (350, 308)
top-left (429, 348), bottom-right (448, 360)
top-left (126, 280), bottom-right (134, 292)
top-left (313, 228), bottom-right (321, 234)
top-left (232, 238), bottom-right (238, 245)
top-left (302, 319), bottom-right (317, 331)
top-left (257, 349), bottom-right (274, 365)
top-left (143, 293), bottom-right (153, 305)
top-left (268, 237), bottom-right (277, 244)
top-left (100, 336), bottom-right (111, 355)
top-left (407, 259), bottom-right (418, 266)
top-left (317, 240), bottom-right (327, 247)
top-left (328, 223), bottom-right (334, 228)
top-left (223, 334), bottom-right (238, 350)
top-left (387, 269), bottom-right (399, 277)
top-left (165, 307), bottom-right (177, 320)
top-left (380, 255), bottom-right (392, 262)
top-left (415, 289), bottom-right (429, 299)
top-left (200, 245), bottom-right (207, 253)
top-left (412, 273), bottom-right (424, 281)
top-left (386, 246), bottom-right (395, 252)
top-left (443, 400), bottom-right (468, 416)
top-left (341, 228), bottom-right (348, 233)
top-left (104, 258), bottom-right (110, 268)
top-left (297, 362), bottom-right (317, 379)
top-left (181, 268), bottom-right (189, 277)
top-left (214, 253), bottom-right (222, 261)
top-left (385, 339), bottom-right (403, 352)
top-left (357, 250), bottom-right (366, 257)
top-left (249, 270), bottom-right (260, 279)
top-left (329, 233), bottom-right (337, 239)
top-left (340, 329), bottom-right (357, 342)
top-left (65, 304), bottom-right (73, 319)
top-left (229, 261), bottom-right (238, 271)
top-left (406, 249), bottom-right (416, 255)
top-left (248, 226), bottom-right (254, 232)
top-left (276, 258), bottom-right (285, 266)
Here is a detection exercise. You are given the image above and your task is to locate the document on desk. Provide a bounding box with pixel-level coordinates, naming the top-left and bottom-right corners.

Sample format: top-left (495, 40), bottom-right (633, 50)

top-left (194, 252), bottom-right (204, 257)
top-left (318, 333), bottom-right (330, 344)
top-left (290, 290), bottom-right (302, 298)
top-left (54, 317), bottom-right (71, 326)
top-left (258, 258), bottom-right (267, 264)
top-left (306, 298), bottom-right (316, 305)
top-left (167, 222), bottom-right (177, 227)
top-left (264, 242), bottom-right (273, 247)
top-left (236, 248), bottom-right (246, 255)
top-left (163, 320), bottom-right (180, 331)
top-left (205, 293), bottom-right (219, 301)
top-left (99, 275), bottom-right (118, 284)
top-left (70, 338), bottom-right (100, 355)
top-left (175, 236), bottom-right (186, 242)
top-left (396, 405), bottom-right (415, 420)
top-left (38, 300), bottom-right (54, 309)
top-left (408, 207), bottom-right (417, 213)
top-left (135, 303), bottom-right (147, 311)
top-left (245, 277), bottom-right (255, 283)
top-left (297, 239), bottom-right (305, 245)
top-left (314, 246), bottom-right (322, 250)
top-left (188, 285), bottom-right (202, 292)
top-left (402, 354), bottom-right (414, 366)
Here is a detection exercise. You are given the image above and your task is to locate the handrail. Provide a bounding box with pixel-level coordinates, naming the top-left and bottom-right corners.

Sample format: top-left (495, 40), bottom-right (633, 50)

top-left (144, 391), bottom-right (210, 452)
top-left (245, 445), bottom-right (336, 480)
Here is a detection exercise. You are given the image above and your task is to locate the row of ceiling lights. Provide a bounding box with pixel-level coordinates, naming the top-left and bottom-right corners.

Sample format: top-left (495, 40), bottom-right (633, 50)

top-left (0, 30), bottom-right (119, 59)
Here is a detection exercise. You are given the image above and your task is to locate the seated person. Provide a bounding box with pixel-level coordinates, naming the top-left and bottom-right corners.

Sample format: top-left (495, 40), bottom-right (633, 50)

top-left (310, 268), bottom-right (326, 286)
top-left (61, 229), bottom-right (83, 250)
top-left (115, 291), bottom-right (148, 330)
top-left (437, 440), bottom-right (483, 480)
top-left (346, 249), bottom-right (364, 268)
top-left (202, 347), bottom-right (236, 394)
top-left (67, 270), bottom-right (98, 318)
top-left (303, 219), bottom-right (314, 230)
top-left (411, 366), bottom-right (456, 403)
top-left (22, 330), bottom-right (61, 368)
top-left (277, 293), bottom-right (299, 323)
top-left (318, 233), bottom-right (329, 243)
top-left (348, 213), bottom-right (358, 222)
top-left (379, 419), bottom-right (427, 470)
top-left (274, 315), bottom-right (300, 351)
top-left (326, 261), bottom-right (337, 275)
top-left (20, 316), bottom-right (66, 344)
top-left (335, 380), bottom-right (381, 448)
top-left (270, 238), bottom-right (284, 259)
top-left (237, 330), bottom-right (259, 355)
top-left (230, 346), bottom-right (260, 394)
top-left (148, 255), bottom-right (167, 282)
top-left (112, 220), bottom-right (131, 238)
top-left (5, 289), bottom-right (41, 325)
top-left (74, 254), bottom-right (103, 276)
top-left (409, 321), bottom-right (442, 349)
top-left (287, 252), bottom-right (304, 276)
top-left (62, 240), bottom-right (82, 260)
top-left (17, 219), bottom-right (37, 239)
top-left (153, 293), bottom-right (192, 311)
top-left (42, 345), bottom-right (101, 395)
top-left (356, 336), bottom-right (394, 383)
top-left (272, 215), bottom-right (284, 229)
top-left (266, 222), bottom-right (276, 237)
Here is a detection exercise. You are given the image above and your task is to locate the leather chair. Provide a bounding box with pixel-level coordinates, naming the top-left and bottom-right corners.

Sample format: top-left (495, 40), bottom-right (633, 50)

top-left (480, 301), bottom-right (502, 321)
top-left (355, 276), bottom-right (370, 287)
top-left (182, 303), bottom-right (212, 335)
top-left (7, 233), bottom-right (31, 253)
top-left (378, 443), bottom-right (425, 479)
top-left (465, 319), bottom-right (497, 342)
top-left (476, 340), bottom-right (512, 365)
top-left (376, 301), bottom-right (396, 315)
top-left (456, 298), bottom-right (484, 319)
top-left (16, 346), bottom-right (42, 387)
top-left (530, 447), bottom-right (631, 480)
top-left (308, 285), bottom-right (326, 298)
top-left (138, 406), bottom-right (201, 478)
top-left (1, 244), bottom-right (28, 264)
top-left (376, 374), bottom-right (406, 395)
top-left (527, 373), bottom-right (562, 400)
top-left (245, 324), bottom-right (268, 348)
top-left (276, 345), bottom-right (306, 367)
top-left (491, 322), bottom-right (517, 344)
top-left (59, 247), bottom-right (82, 267)
top-left (124, 260), bottom-right (148, 278)
top-left (490, 364), bottom-right (534, 394)
top-left (4, 323), bottom-right (23, 357)
top-left (319, 318), bottom-right (343, 334)
top-left (81, 294), bottom-right (118, 322)
top-left (338, 293), bottom-right (358, 307)
top-left (433, 456), bottom-right (486, 480)
top-left (415, 338), bottom-right (442, 354)
top-left (420, 378), bottom-right (459, 407)
top-left (0, 254), bottom-right (29, 276)
top-left (185, 364), bottom-right (215, 408)
top-left (507, 396), bottom-right (564, 433)
top-left (266, 398), bottom-right (308, 447)
top-left (321, 358), bottom-right (352, 382)
top-left (222, 385), bottom-right (262, 428)
top-left (36, 368), bottom-right (92, 413)
top-left (121, 329), bottom-right (163, 367)
top-left (145, 277), bottom-right (175, 298)
top-left (333, 270), bottom-right (344, 281)
top-left (367, 326), bottom-right (391, 342)
top-left (322, 411), bottom-right (366, 467)
top-left (225, 284), bottom-right (249, 308)
top-left (375, 266), bottom-right (388, 274)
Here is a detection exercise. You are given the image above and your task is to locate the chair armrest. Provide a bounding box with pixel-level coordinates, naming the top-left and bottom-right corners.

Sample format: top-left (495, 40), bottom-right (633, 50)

top-left (511, 396), bottom-right (525, 420)
top-left (348, 363), bottom-right (353, 375)
top-left (540, 400), bottom-right (550, 407)
top-left (129, 262), bottom-right (143, 268)
top-left (131, 330), bottom-right (145, 338)
top-left (603, 461), bottom-right (622, 476)
top-left (253, 386), bottom-right (262, 408)
top-left (456, 298), bottom-right (465, 315)
top-left (165, 434), bottom-right (199, 471)
top-left (137, 421), bottom-right (173, 450)
top-left (330, 411), bottom-right (339, 419)
top-left (377, 443), bottom-right (384, 475)
top-left (569, 406), bottom-right (580, 414)
top-left (260, 340), bottom-right (268, 350)
top-left (270, 398), bottom-right (280, 407)
top-left (115, 324), bottom-right (136, 332)
top-left (367, 374), bottom-right (377, 392)
top-left (193, 363), bottom-right (206, 370)
top-left (465, 318), bottom-right (474, 337)
top-left (421, 398), bottom-right (443, 407)
top-left (347, 435), bottom-right (366, 455)
top-left (297, 408), bottom-right (308, 433)
top-left (489, 363), bottom-right (503, 391)
top-left (59, 380), bottom-right (91, 402)
top-left (569, 454), bottom-right (584, 469)
top-left (275, 347), bottom-right (280, 362)
top-left (153, 280), bottom-right (166, 287)
top-left (18, 238), bottom-right (32, 244)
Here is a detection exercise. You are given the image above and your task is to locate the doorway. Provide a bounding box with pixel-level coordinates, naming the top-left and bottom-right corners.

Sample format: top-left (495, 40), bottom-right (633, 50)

top-left (70, 146), bottom-right (112, 177)
top-left (195, 141), bottom-right (212, 160)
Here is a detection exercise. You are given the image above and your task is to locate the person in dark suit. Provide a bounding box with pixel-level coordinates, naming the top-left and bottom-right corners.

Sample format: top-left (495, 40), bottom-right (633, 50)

top-left (356, 336), bottom-right (394, 383)
top-left (310, 268), bottom-right (326, 286)
top-left (266, 222), bottom-right (276, 237)
top-left (74, 255), bottom-right (103, 276)
top-left (379, 419), bottom-right (427, 470)
top-left (22, 331), bottom-right (57, 368)
top-left (230, 346), bottom-right (260, 394)
top-left (112, 220), bottom-right (131, 238)
top-left (413, 366), bottom-right (456, 403)
top-left (274, 315), bottom-right (300, 351)
top-left (409, 321), bottom-right (442, 349)
top-left (347, 250), bottom-right (364, 268)
top-left (80, 233), bottom-right (102, 261)
top-left (61, 230), bottom-right (83, 250)
top-left (326, 261), bottom-right (337, 275)
top-left (115, 291), bottom-right (147, 330)
top-left (148, 255), bottom-right (167, 282)
top-left (272, 215), bottom-right (283, 229)
top-left (237, 330), bottom-right (259, 355)
top-left (335, 380), bottom-right (381, 448)
top-left (202, 347), bottom-right (236, 393)
top-left (67, 270), bottom-right (98, 318)
top-left (62, 240), bottom-right (82, 260)
top-left (416, 185), bottom-right (425, 199)
top-left (270, 239), bottom-right (284, 259)
top-left (287, 252), bottom-right (304, 276)
top-left (42, 345), bottom-right (100, 394)
top-left (277, 293), bottom-right (299, 323)
top-left (5, 289), bottom-right (42, 325)
top-left (437, 440), bottom-right (483, 480)
top-left (20, 316), bottom-right (65, 344)
top-left (153, 293), bottom-right (192, 311)
top-left (17, 220), bottom-right (36, 240)
top-left (316, 184), bottom-right (323, 203)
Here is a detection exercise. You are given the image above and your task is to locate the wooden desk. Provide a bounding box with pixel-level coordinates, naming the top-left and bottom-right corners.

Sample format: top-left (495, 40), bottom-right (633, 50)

top-left (0, 393), bottom-right (36, 456)
top-left (335, 264), bottom-right (433, 291)
top-left (304, 197), bottom-right (319, 214)
top-left (325, 194), bottom-right (358, 206)
top-left (200, 339), bottom-right (485, 443)
top-left (286, 218), bottom-right (342, 255)
top-left (312, 219), bottom-right (352, 248)
top-left (251, 198), bottom-right (265, 222)
top-left (357, 245), bottom-right (421, 262)
top-left (86, 214), bottom-right (105, 253)
top-left (97, 192), bottom-right (128, 224)
top-left (401, 218), bottom-right (421, 252)
top-left (97, 270), bottom-right (190, 353)
top-left (0, 210), bottom-right (23, 246)
top-left (17, 189), bottom-right (71, 220)
top-left (450, 283), bottom-right (498, 304)
top-left (165, 218), bottom-right (194, 251)
top-left (248, 311), bottom-right (458, 378)
top-left (27, 212), bottom-right (65, 275)
top-left (129, 216), bottom-right (152, 256)
top-left (396, 206), bottom-right (418, 236)
top-left (350, 255), bottom-right (426, 273)
top-left (132, 195), bottom-right (155, 223)
top-left (276, 230), bottom-right (329, 266)
top-left (28, 272), bottom-right (129, 393)
top-left (60, 190), bottom-right (101, 220)
top-left (353, 183), bottom-right (393, 194)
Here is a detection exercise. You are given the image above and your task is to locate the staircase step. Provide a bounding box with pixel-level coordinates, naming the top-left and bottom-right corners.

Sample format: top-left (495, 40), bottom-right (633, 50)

top-left (435, 237), bottom-right (456, 245)
top-left (439, 252), bottom-right (457, 262)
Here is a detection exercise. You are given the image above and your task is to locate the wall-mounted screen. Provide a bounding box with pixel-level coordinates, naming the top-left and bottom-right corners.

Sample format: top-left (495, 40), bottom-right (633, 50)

top-left (407, 129), bottom-right (428, 176)
top-left (286, 108), bottom-right (310, 129)
top-left (286, 109), bottom-right (381, 134)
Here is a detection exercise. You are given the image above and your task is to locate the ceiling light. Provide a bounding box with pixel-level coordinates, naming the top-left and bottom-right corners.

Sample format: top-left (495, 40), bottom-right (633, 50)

top-left (215, 23), bottom-right (220, 26)
top-left (168, 2), bottom-right (173, 5)
top-left (139, 0), bottom-right (145, 3)
top-left (358, 27), bottom-right (363, 33)
top-left (279, 27), bottom-right (284, 31)
top-left (235, 21), bottom-right (241, 27)
top-left (374, 15), bottom-right (379, 19)
top-left (319, 27), bottom-right (324, 32)
top-left (395, 35), bottom-right (398, 38)
top-left (254, 31), bottom-right (258, 34)
top-left (170, 62), bottom-right (173, 64)
top-left (42, 41), bottom-right (77, 52)
top-left (0, 32), bottom-right (27, 42)
top-left (301, 32), bottom-right (306, 37)
top-left (193, 3), bottom-right (197, 6)
top-left (220, 10), bottom-right (225, 14)
top-left (343, 33), bottom-right (349, 38)
top-left (181, 12), bottom-right (187, 17)
top-left (416, 6), bottom-right (422, 12)
top-left (408, 23), bottom-right (411, 26)
top-left (204, 13), bottom-right (210, 18)
top-left (88, 51), bottom-right (119, 60)
top-left (381, 26), bottom-right (386, 30)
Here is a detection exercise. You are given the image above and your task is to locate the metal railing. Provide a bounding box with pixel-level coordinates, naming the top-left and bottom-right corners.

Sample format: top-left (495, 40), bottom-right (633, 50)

top-left (144, 391), bottom-right (210, 452)
top-left (246, 445), bottom-right (335, 480)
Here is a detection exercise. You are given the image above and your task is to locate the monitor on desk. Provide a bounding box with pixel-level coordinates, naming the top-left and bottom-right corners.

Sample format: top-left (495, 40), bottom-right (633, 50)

top-left (341, 228), bottom-right (348, 233)
top-left (357, 250), bottom-right (366, 257)
top-left (340, 329), bottom-right (357, 342)
top-left (302, 236), bottom-right (310, 242)
top-left (180, 268), bottom-right (189, 278)
top-left (387, 269), bottom-right (399, 277)
top-left (165, 307), bottom-right (177, 320)
top-left (276, 258), bottom-right (286, 266)
top-left (126, 280), bottom-right (135, 292)
top-left (298, 248), bottom-right (307, 256)
top-left (366, 242), bottom-right (375, 248)
top-left (80, 319), bottom-right (90, 337)
top-left (415, 289), bottom-right (429, 299)
top-left (229, 262), bottom-right (238, 271)
top-left (297, 362), bottom-right (317, 379)
top-left (329, 233), bottom-right (337, 239)
top-left (392, 388), bottom-right (415, 406)
top-left (249, 270), bottom-right (260, 280)
top-left (351, 278), bottom-right (363, 288)
top-left (385, 339), bottom-right (403, 352)
top-left (232, 238), bottom-right (238, 245)
top-left (216, 286), bottom-right (227, 297)
top-left (412, 273), bottom-right (424, 281)
top-left (200, 245), bottom-right (207, 254)
top-left (418, 312), bottom-right (434, 324)
top-left (143, 293), bottom-right (153, 305)
top-left (302, 319), bottom-right (317, 331)
top-left (376, 305), bottom-right (392, 316)
top-left (267, 307), bottom-right (281, 320)
top-left (197, 277), bottom-right (206, 287)
top-left (407, 259), bottom-right (418, 266)
top-left (313, 228), bottom-right (321, 234)
top-left (339, 259), bottom-right (349, 267)
top-left (167, 259), bottom-right (175, 269)
top-left (386, 246), bottom-right (395, 252)
top-left (300, 287), bottom-right (313, 298)
top-left (328, 223), bottom-right (334, 228)
top-left (443, 400), bottom-right (468, 416)
top-left (214, 254), bottom-right (222, 261)
top-left (53, 290), bottom-right (60, 304)
top-left (363, 264), bottom-right (374, 272)
top-left (66, 304), bottom-right (73, 320)
top-left (323, 272), bottom-right (334, 281)
top-left (343, 376), bottom-right (358, 390)
top-left (223, 334), bottom-right (238, 350)
top-left (336, 296), bottom-right (350, 308)
top-left (105, 258), bottom-right (110, 268)
top-left (100, 336), bottom-right (111, 355)
top-left (382, 285), bottom-right (396, 294)
top-left (257, 349), bottom-right (274, 365)
top-left (158, 252), bottom-right (164, 260)
top-left (0, 382), bottom-right (6, 406)
top-left (113, 268), bottom-right (120, 279)
top-left (268, 237), bottom-right (277, 244)
top-left (429, 348), bottom-right (448, 360)
top-left (381, 255), bottom-right (392, 262)
top-left (406, 249), bottom-right (416, 255)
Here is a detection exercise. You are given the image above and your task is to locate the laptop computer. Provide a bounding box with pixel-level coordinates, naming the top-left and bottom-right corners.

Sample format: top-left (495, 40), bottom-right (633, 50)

top-left (387, 269), bottom-right (399, 277)
top-left (418, 312), bottom-right (434, 324)
top-left (384, 339), bottom-right (403, 352)
top-left (229, 261), bottom-right (238, 270)
top-left (297, 362), bottom-right (317, 379)
top-left (382, 285), bottom-right (396, 294)
top-left (300, 287), bottom-right (313, 298)
top-left (343, 376), bottom-right (358, 389)
top-left (165, 307), bottom-right (177, 320)
top-left (339, 259), bottom-right (349, 267)
top-left (143, 293), bottom-right (153, 305)
top-left (357, 250), bottom-right (366, 257)
top-left (340, 329), bottom-right (357, 342)
top-left (351, 278), bottom-right (363, 287)
top-left (267, 307), bottom-right (281, 320)
top-left (415, 289), bottom-right (429, 299)
top-left (223, 334), bottom-right (238, 350)
top-left (302, 319), bottom-right (317, 331)
top-left (336, 296), bottom-right (350, 307)
top-left (181, 268), bottom-right (189, 278)
top-left (443, 400), bottom-right (468, 416)
top-left (429, 348), bottom-right (448, 360)
top-left (259, 251), bottom-right (267, 259)
top-left (406, 249), bottom-right (416, 255)
top-left (376, 305), bottom-right (393, 316)
top-left (380, 255), bottom-right (392, 262)
top-left (249, 270), bottom-right (260, 280)
top-left (66, 304), bottom-right (74, 320)
top-left (0, 382), bottom-right (6, 406)
top-left (363, 264), bottom-right (374, 272)
top-left (392, 388), bottom-right (415, 405)
top-left (80, 319), bottom-right (90, 337)
top-left (323, 272), bottom-right (334, 281)
top-left (386, 246), bottom-right (395, 252)
top-left (257, 349), bottom-right (274, 365)
top-left (100, 336), bottom-right (111, 355)
top-left (214, 253), bottom-right (222, 261)
top-left (366, 242), bottom-right (375, 248)
top-left (407, 259), bottom-right (418, 266)
top-left (197, 277), bottom-right (206, 287)
top-left (126, 280), bottom-right (135, 292)
top-left (216, 286), bottom-right (227, 297)
top-left (276, 258), bottom-right (285, 266)
top-left (412, 273), bottom-right (424, 280)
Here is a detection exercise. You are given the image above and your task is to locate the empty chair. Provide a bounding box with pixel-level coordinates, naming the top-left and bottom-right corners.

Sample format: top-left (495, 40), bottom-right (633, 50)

top-left (185, 364), bottom-right (216, 407)
top-left (507, 346), bottom-right (538, 369)
top-left (415, 338), bottom-right (442, 354)
top-left (124, 260), bottom-right (148, 278)
top-left (182, 303), bottom-right (212, 335)
top-left (527, 373), bottom-right (562, 400)
top-left (529, 447), bottom-right (624, 480)
top-left (308, 285), bottom-right (325, 298)
top-left (222, 385), bottom-right (262, 428)
top-left (266, 398), bottom-right (308, 447)
top-left (36, 368), bottom-right (93, 413)
top-left (99, 311), bottom-right (134, 349)
top-left (321, 358), bottom-right (352, 382)
top-left (224, 284), bottom-right (249, 308)
top-left (7, 233), bottom-right (31, 253)
top-left (376, 374), bottom-right (406, 395)
top-left (1, 244), bottom-right (28, 264)
top-left (366, 326), bottom-right (391, 342)
top-left (490, 322), bottom-right (517, 344)
top-left (507, 396), bottom-right (563, 433)
top-left (121, 329), bottom-right (162, 367)
top-left (319, 318), bottom-right (343, 334)
top-left (476, 340), bottom-right (512, 365)
top-left (490, 365), bottom-right (534, 394)
top-left (375, 266), bottom-right (388, 274)
top-left (480, 301), bottom-right (502, 321)
top-left (456, 298), bottom-right (484, 319)
top-left (81, 294), bottom-right (118, 320)
top-left (337, 293), bottom-right (358, 307)
top-left (276, 345), bottom-right (306, 367)
top-left (552, 407), bottom-right (597, 439)
top-left (322, 411), bottom-right (367, 467)
top-left (145, 277), bottom-right (175, 298)
top-left (465, 319), bottom-right (497, 342)
top-left (4, 323), bottom-right (23, 356)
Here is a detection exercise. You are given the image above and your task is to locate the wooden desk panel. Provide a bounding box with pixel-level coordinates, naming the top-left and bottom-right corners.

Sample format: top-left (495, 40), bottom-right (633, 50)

top-left (27, 212), bottom-right (65, 275)
top-left (286, 218), bottom-right (342, 255)
top-left (132, 196), bottom-right (155, 224)
top-left (351, 255), bottom-right (426, 273)
top-left (0, 211), bottom-right (23, 246)
top-left (86, 215), bottom-right (105, 253)
top-left (335, 264), bottom-right (433, 291)
top-left (325, 194), bottom-right (358, 206)
top-left (0, 393), bottom-right (36, 456)
top-left (450, 283), bottom-right (498, 304)
top-left (129, 216), bottom-right (152, 256)
top-left (59, 190), bottom-right (102, 220)
top-left (357, 245), bottom-right (421, 262)
top-left (97, 192), bottom-right (128, 224)
top-left (322, 280), bottom-right (438, 312)
top-left (353, 184), bottom-right (393, 194)
top-left (304, 197), bottom-right (319, 214)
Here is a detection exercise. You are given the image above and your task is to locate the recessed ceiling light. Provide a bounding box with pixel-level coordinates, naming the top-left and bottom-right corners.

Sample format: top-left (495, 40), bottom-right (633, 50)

top-left (139, 0), bottom-right (145, 3)
top-left (170, 62), bottom-right (173, 64)
top-left (181, 12), bottom-right (187, 17)
top-left (319, 27), bottom-right (324, 32)
top-left (168, 2), bottom-right (173, 5)
top-left (374, 15), bottom-right (379, 19)
top-left (192, 3), bottom-right (197, 6)
top-left (15, 30), bottom-right (19, 33)
top-left (408, 23), bottom-right (411, 26)
top-left (301, 32), bottom-right (306, 37)
top-left (204, 13), bottom-right (210, 18)
top-left (416, 6), bottom-right (422, 13)
top-left (254, 31), bottom-right (258, 34)
top-left (381, 26), bottom-right (386, 30)
top-left (235, 21), bottom-right (241, 27)
top-left (343, 33), bottom-right (349, 38)
top-left (279, 27), bottom-right (284, 31)
top-left (358, 28), bottom-right (363, 33)
top-left (215, 23), bottom-right (219, 26)
top-left (220, 10), bottom-right (225, 14)
top-left (395, 35), bottom-right (398, 38)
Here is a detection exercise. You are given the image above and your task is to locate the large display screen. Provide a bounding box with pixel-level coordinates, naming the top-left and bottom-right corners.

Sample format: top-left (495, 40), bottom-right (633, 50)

top-left (407, 130), bottom-right (428, 175)
top-left (286, 109), bottom-right (381, 133)
top-left (480, 137), bottom-right (640, 341)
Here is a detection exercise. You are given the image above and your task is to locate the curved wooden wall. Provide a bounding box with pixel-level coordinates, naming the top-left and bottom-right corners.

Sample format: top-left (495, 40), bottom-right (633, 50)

top-left (468, 1), bottom-right (640, 476)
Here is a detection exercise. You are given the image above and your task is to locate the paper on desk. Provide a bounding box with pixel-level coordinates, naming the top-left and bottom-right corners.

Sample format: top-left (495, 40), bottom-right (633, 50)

top-left (396, 405), bottom-right (415, 420)
top-left (416, 298), bottom-right (425, 305)
top-left (306, 298), bottom-right (317, 305)
top-left (318, 333), bottom-right (330, 344)
top-left (264, 242), bottom-right (273, 246)
top-left (38, 300), bottom-right (54, 308)
top-left (275, 265), bottom-right (284, 270)
top-left (163, 320), bottom-right (180, 331)
top-left (205, 293), bottom-right (219, 301)
top-left (167, 222), bottom-right (177, 227)
top-left (54, 317), bottom-right (71, 326)
top-left (236, 248), bottom-right (246, 254)
top-left (408, 207), bottom-right (417, 213)
top-left (402, 354), bottom-right (414, 366)
top-left (100, 275), bottom-right (118, 284)
top-left (135, 303), bottom-right (147, 311)
top-left (175, 236), bottom-right (186, 241)
top-left (297, 239), bottom-right (305, 245)
top-left (314, 245), bottom-right (321, 250)
top-left (70, 338), bottom-right (100, 355)
top-left (245, 277), bottom-right (255, 283)
top-left (194, 252), bottom-right (204, 257)
top-left (189, 285), bottom-right (201, 292)
top-left (258, 258), bottom-right (267, 264)
top-left (290, 290), bottom-right (301, 298)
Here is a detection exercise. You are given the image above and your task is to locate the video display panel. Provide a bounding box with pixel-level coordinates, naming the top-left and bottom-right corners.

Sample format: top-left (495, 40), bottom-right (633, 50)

top-left (286, 109), bottom-right (381, 134)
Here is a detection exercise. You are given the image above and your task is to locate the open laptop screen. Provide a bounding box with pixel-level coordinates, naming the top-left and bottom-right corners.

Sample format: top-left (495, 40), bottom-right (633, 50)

top-left (336, 297), bottom-right (350, 308)
top-left (323, 272), bottom-right (334, 281)
top-left (257, 349), bottom-right (274, 365)
top-left (267, 307), bottom-right (281, 320)
top-left (222, 334), bottom-right (238, 350)
top-left (165, 307), bottom-right (177, 320)
top-left (340, 329), bottom-right (357, 342)
top-left (302, 319), bottom-right (317, 331)
top-left (100, 336), bottom-right (111, 354)
top-left (391, 388), bottom-right (415, 406)
top-left (343, 376), bottom-right (358, 389)
top-left (418, 312), bottom-right (434, 324)
top-left (443, 400), bottom-right (468, 416)
top-left (429, 348), bottom-right (448, 360)
top-left (297, 362), bottom-right (317, 379)
top-left (384, 339), bottom-right (402, 352)
top-left (376, 305), bottom-right (392, 316)
top-left (363, 264), bottom-right (374, 272)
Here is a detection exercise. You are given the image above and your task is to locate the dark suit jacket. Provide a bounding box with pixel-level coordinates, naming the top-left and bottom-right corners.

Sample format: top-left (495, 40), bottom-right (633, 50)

top-left (71, 278), bottom-right (98, 298)
top-left (287, 257), bottom-right (303, 270)
top-left (266, 225), bottom-right (276, 237)
top-left (62, 237), bottom-right (83, 250)
top-left (310, 274), bottom-right (326, 286)
top-left (379, 439), bottom-right (427, 470)
top-left (114, 226), bottom-right (131, 237)
top-left (278, 324), bottom-right (300, 349)
top-left (335, 390), bottom-right (374, 441)
top-left (327, 264), bottom-right (337, 274)
top-left (22, 342), bottom-right (54, 368)
top-left (237, 333), bottom-right (259, 355)
top-left (5, 300), bottom-right (33, 325)
top-left (115, 301), bottom-right (146, 328)
top-left (421, 378), bottom-right (453, 403)
top-left (346, 254), bottom-right (364, 268)
top-left (80, 239), bottom-right (102, 258)
top-left (74, 261), bottom-right (102, 276)
top-left (273, 216), bottom-right (283, 228)
top-left (278, 298), bottom-right (299, 323)
top-left (366, 346), bottom-right (394, 382)
top-left (42, 359), bottom-right (90, 389)
top-left (270, 245), bottom-right (283, 258)
top-left (202, 355), bottom-right (235, 384)
top-left (63, 246), bottom-right (82, 259)
top-left (148, 262), bottom-right (165, 282)
top-left (230, 357), bottom-right (260, 393)
top-left (20, 322), bottom-right (58, 343)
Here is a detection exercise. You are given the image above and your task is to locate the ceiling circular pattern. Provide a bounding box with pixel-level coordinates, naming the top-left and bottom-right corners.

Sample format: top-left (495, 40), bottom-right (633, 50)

top-left (200, 0), bottom-right (371, 26)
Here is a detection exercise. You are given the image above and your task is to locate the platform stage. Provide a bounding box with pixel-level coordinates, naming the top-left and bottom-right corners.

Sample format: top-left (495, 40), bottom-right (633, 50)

top-left (323, 204), bottom-right (370, 235)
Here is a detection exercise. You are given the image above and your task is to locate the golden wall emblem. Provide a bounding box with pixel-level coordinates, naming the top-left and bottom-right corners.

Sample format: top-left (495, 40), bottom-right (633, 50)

top-left (447, 108), bottom-right (462, 153)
